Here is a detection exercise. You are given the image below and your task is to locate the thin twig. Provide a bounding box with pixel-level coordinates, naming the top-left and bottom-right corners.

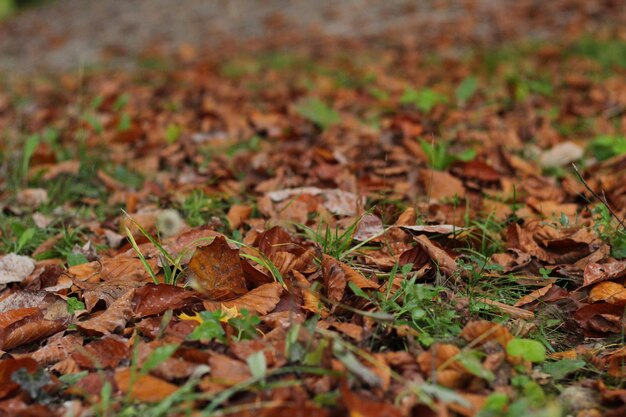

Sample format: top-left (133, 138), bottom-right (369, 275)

top-left (572, 163), bottom-right (626, 230)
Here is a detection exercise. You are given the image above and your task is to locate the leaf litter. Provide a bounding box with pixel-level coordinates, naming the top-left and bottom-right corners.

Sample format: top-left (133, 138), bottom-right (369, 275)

top-left (0, 10), bottom-right (626, 417)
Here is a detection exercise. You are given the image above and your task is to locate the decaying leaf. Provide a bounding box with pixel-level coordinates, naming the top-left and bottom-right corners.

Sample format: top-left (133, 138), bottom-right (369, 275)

top-left (76, 290), bottom-right (135, 336)
top-left (187, 236), bottom-right (248, 300)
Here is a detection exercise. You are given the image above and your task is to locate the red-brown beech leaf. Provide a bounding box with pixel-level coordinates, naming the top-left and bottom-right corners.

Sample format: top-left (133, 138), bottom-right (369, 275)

top-left (203, 282), bottom-right (283, 315)
top-left (76, 289), bottom-right (135, 336)
top-left (573, 303), bottom-right (625, 336)
top-left (133, 284), bottom-right (200, 318)
top-left (322, 255), bottom-right (347, 303)
top-left (0, 357), bottom-right (38, 399)
top-left (340, 383), bottom-right (403, 417)
top-left (258, 226), bottom-right (294, 258)
top-left (241, 259), bottom-right (274, 288)
top-left (414, 235), bottom-right (457, 276)
top-left (72, 336), bottom-right (129, 369)
top-left (0, 307), bottom-right (67, 351)
top-left (583, 261), bottom-right (626, 288)
top-left (187, 236), bottom-right (247, 300)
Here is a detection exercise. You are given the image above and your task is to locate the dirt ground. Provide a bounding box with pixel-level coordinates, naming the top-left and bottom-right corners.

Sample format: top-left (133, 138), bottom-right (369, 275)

top-left (1, 0), bottom-right (625, 73)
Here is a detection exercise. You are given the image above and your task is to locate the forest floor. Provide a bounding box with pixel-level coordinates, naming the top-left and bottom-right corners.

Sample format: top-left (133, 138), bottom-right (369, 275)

top-left (1, 2), bottom-right (626, 417)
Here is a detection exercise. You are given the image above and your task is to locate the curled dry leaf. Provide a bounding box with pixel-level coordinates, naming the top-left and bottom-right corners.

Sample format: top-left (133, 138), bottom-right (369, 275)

top-left (338, 261), bottom-right (379, 289)
top-left (114, 368), bottom-right (178, 402)
top-left (460, 320), bottom-right (513, 348)
top-left (76, 289), bottom-right (135, 336)
top-left (322, 255), bottom-right (347, 303)
top-left (82, 280), bottom-right (143, 312)
top-left (583, 261), bottom-right (626, 288)
top-left (187, 236), bottom-right (248, 300)
top-left (413, 234), bottom-right (457, 276)
top-left (203, 282), bottom-right (283, 315)
top-left (0, 307), bottom-right (67, 350)
top-left (573, 303), bottom-right (625, 336)
top-left (292, 270), bottom-right (321, 314)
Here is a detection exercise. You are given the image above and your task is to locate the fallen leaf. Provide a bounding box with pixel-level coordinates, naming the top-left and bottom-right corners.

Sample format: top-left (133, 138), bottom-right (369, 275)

top-left (114, 368), bottom-right (178, 402)
top-left (460, 320), bottom-right (513, 347)
top-left (414, 235), bottom-right (457, 276)
top-left (0, 254), bottom-right (36, 287)
top-left (187, 236), bottom-right (248, 300)
top-left (227, 204), bottom-right (252, 229)
top-left (583, 261), bottom-right (626, 288)
top-left (133, 284), bottom-right (200, 317)
top-left (322, 255), bottom-right (347, 303)
top-left (76, 289), bottom-right (135, 336)
top-left (203, 282), bottom-right (283, 315)
top-left (589, 282), bottom-right (626, 305)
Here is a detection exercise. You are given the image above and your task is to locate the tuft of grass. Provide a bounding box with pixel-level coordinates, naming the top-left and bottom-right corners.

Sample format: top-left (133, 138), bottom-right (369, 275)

top-left (294, 98), bottom-right (341, 130)
top-left (400, 88), bottom-right (447, 113)
top-left (418, 138), bottom-right (476, 171)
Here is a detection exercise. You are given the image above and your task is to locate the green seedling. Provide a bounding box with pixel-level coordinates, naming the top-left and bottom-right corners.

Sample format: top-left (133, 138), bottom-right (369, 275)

top-left (294, 98), bottom-right (341, 130)
top-left (419, 138), bottom-right (476, 171)
top-left (400, 88), bottom-right (447, 113)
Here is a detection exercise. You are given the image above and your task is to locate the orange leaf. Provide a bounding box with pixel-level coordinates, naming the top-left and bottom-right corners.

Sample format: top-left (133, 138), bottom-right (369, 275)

top-left (460, 320), bottom-right (512, 347)
top-left (114, 368), bottom-right (178, 402)
top-left (589, 281), bottom-right (626, 305)
top-left (203, 282), bottom-right (283, 315)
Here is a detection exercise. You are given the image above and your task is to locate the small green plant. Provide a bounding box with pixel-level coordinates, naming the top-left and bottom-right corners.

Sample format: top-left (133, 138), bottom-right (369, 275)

top-left (179, 190), bottom-right (225, 227)
top-left (506, 338), bottom-right (546, 363)
top-left (588, 135), bottom-right (626, 161)
top-left (165, 123), bottom-right (182, 144)
top-left (294, 98), bottom-right (341, 130)
top-left (592, 204), bottom-right (626, 259)
top-left (21, 134), bottom-right (40, 187)
top-left (400, 88), bottom-right (447, 113)
top-left (66, 296), bottom-right (86, 314)
top-left (455, 76), bottom-right (478, 106)
top-left (419, 138), bottom-right (476, 171)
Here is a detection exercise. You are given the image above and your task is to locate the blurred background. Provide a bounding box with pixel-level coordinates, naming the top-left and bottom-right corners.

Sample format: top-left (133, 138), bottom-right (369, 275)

top-left (0, 0), bottom-right (625, 74)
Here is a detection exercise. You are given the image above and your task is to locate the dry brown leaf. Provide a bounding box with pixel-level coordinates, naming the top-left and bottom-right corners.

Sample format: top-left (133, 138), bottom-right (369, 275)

top-left (132, 284), bottom-right (200, 318)
top-left (292, 270), bottom-right (320, 314)
top-left (227, 204), bottom-right (253, 229)
top-left (338, 261), bottom-right (379, 289)
top-left (76, 289), bottom-right (135, 336)
top-left (460, 320), bottom-right (513, 347)
top-left (115, 368), bottom-right (178, 402)
top-left (322, 255), bottom-right (347, 303)
top-left (187, 236), bottom-right (248, 300)
top-left (203, 282), bottom-right (283, 315)
top-left (208, 353), bottom-right (251, 386)
top-left (583, 261), bottom-right (626, 288)
top-left (589, 282), bottom-right (626, 305)
top-left (414, 234), bottom-right (457, 276)
top-left (420, 169), bottom-right (465, 201)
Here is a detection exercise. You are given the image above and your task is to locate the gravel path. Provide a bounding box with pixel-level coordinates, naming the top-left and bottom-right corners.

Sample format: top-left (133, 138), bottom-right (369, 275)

top-left (0, 0), bottom-right (624, 73)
